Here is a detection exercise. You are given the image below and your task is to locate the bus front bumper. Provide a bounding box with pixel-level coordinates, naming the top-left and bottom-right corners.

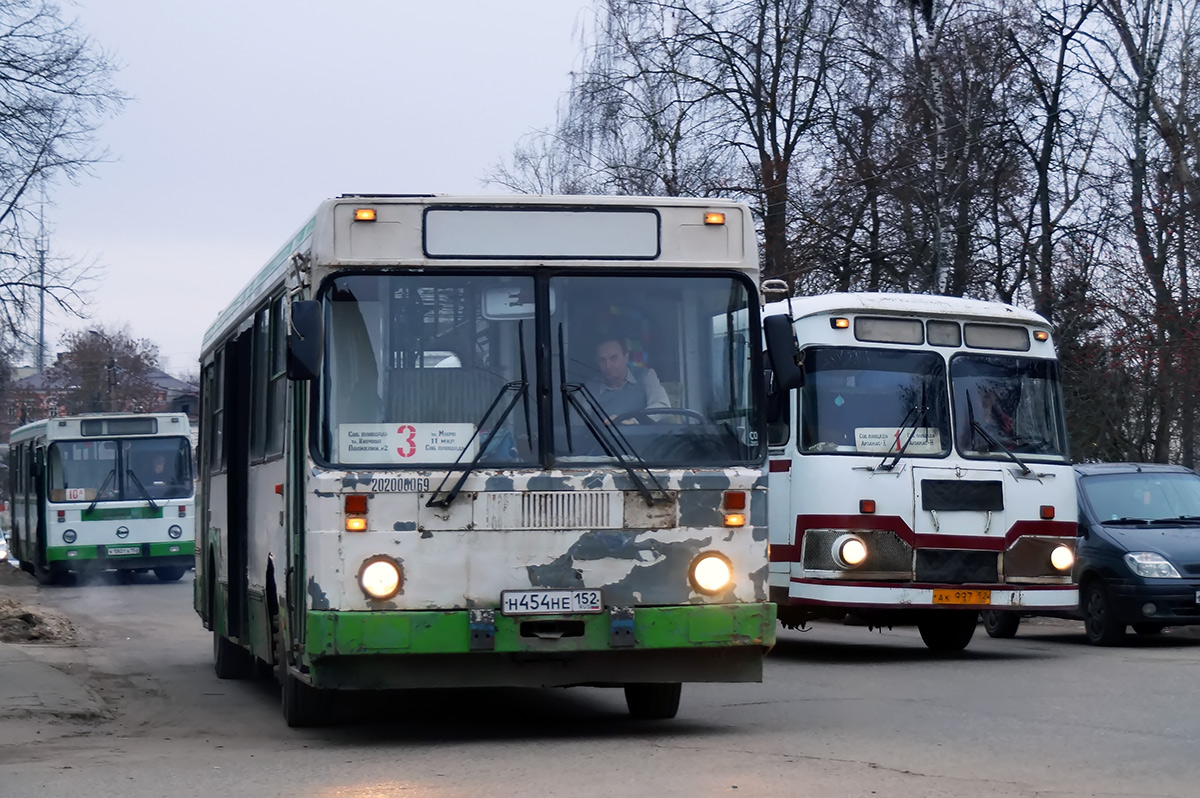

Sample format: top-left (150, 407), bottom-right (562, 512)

top-left (301, 603), bottom-right (776, 690)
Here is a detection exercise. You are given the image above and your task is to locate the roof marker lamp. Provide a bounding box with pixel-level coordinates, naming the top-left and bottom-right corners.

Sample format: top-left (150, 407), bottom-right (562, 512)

top-left (358, 556), bottom-right (403, 600)
top-left (704, 212), bottom-right (726, 225)
top-left (1050, 545), bottom-right (1074, 571)
top-left (354, 208), bottom-right (377, 222)
top-left (1034, 330), bottom-right (1050, 342)
top-left (831, 317), bottom-right (850, 330)
top-left (834, 534), bottom-right (868, 568)
top-left (689, 552), bottom-right (733, 594)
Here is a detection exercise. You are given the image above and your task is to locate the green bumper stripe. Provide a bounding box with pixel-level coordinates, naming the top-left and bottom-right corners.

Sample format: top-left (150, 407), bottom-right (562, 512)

top-left (46, 545), bottom-right (99, 562)
top-left (306, 603), bottom-right (777, 658)
top-left (82, 506), bottom-right (164, 521)
top-left (45, 543), bottom-right (190, 562)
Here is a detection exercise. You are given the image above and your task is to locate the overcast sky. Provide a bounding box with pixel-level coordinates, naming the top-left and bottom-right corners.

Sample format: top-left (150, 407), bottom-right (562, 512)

top-left (42, 1), bottom-right (590, 376)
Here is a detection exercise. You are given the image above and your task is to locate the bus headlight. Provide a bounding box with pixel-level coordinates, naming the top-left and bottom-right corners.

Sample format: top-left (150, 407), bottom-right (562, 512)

top-left (358, 556), bottom-right (403, 600)
top-left (833, 534), bottom-right (868, 568)
top-left (1050, 545), bottom-right (1074, 571)
top-left (63, 529), bottom-right (77, 544)
top-left (689, 552), bottom-right (733, 594)
top-left (168, 525), bottom-right (183, 539)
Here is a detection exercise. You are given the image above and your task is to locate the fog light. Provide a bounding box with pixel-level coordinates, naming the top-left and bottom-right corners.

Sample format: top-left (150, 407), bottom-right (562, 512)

top-left (1050, 545), bottom-right (1074, 571)
top-left (834, 535), bottom-right (868, 568)
top-left (62, 529), bottom-right (77, 544)
top-left (358, 556), bottom-right (402, 600)
top-left (168, 525), bottom-right (183, 539)
top-left (689, 553), bottom-right (733, 594)
top-left (1142, 603), bottom-right (1157, 616)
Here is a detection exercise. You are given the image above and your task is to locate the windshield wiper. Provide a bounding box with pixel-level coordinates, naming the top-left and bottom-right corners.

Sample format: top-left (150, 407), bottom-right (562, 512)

top-left (965, 389), bottom-right (1031, 475)
top-left (427, 322), bottom-right (531, 509)
top-left (556, 323), bottom-right (667, 507)
top-left (1149, 516), bottom-right (1200, 525)
top-left (86, 468), bottom-right (117, 513)
top-left (879, 383), bottom-right (928, 472)
top-left (125, 469), bottom-right (160, 510)
top-left (1101, 517), bottom-right (1153, 525)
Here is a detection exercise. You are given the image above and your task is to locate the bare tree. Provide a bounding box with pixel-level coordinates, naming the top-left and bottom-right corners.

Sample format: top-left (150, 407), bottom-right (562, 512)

top-left (42, 325), bottom-right (161, 414)
top-left (0, 0), bottom-right (125, 349)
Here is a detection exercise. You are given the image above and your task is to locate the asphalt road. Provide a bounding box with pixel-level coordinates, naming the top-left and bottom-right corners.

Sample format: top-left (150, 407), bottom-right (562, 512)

top-left (1, 568), bottom-right (1198, 798)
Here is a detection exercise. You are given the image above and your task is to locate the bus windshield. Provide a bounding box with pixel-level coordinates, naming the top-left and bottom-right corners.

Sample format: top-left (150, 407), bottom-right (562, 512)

top-left (800, 347), bottom-right (951, 456)
top-left (317, 272), bottom-right (762, 467)
top-left (951, 355), bottom-right (1068, 460)
top-left (48, 437), bottom-right (193, 503)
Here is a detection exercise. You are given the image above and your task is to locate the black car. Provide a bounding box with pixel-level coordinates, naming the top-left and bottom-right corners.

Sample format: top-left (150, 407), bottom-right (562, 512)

top-left (983, 462), bottom-right (1200, 645)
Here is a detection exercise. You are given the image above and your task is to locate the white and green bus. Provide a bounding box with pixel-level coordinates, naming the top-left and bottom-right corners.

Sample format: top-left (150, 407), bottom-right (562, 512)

top-left (197, 194), bottom-right (779, 726)
top-left (8, 413), bottom-right (196, 584)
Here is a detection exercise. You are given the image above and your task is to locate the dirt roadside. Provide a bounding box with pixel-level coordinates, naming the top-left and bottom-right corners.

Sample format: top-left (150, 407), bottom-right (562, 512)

top-left (0, 563), bottom-right (83, 645)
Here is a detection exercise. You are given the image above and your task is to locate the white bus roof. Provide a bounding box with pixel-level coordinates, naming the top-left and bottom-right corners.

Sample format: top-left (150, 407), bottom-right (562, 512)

top-left (203, 194), bottom-right (756, 355)
top-left (9, 413), bottom-right (192, 444)
top-left (763, 292), bottom-right (1050, 327)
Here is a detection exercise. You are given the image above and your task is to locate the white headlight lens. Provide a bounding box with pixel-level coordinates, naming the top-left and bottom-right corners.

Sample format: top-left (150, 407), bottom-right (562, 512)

top-left (1050, 545), bottom-right (1074, 571)
top-left (838, 537), bottom-right (868, 567)
top-left (360, 559), bottom-right (402, 599)
top-left (168, 525), bottom-right (183, 539)
top-left (1123, 552), bottom-right (1181, 578)
top-left (62, 529), bottom-right (77, 544)
top-left (691, 554), bottom-right (733, 593)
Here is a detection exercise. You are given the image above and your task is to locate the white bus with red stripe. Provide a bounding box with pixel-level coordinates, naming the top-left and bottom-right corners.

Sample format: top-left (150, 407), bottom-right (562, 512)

top-left (763, 293), bottom-right (1077, 650)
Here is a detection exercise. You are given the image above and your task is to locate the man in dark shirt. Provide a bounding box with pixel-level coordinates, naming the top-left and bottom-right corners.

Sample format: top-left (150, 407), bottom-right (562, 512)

top-left (587, 337), bottom-right (670, 423)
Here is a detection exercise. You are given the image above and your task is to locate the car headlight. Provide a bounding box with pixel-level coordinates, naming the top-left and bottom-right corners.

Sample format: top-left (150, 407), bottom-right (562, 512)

top-left (168, 525), bottom-right (183, 539)
top-left (833, 534), bottom-right (868, 568)
top-left (63, 529), bottom-right (77, 544)
top-left (1050, 545), bottom-right (1074, 571)
top-left (1123, 552), bottom-right (1181, 578)
top-left (689, 552), bottom-right (733, 594)
top-left (358, 556), bottom-right (403, 600)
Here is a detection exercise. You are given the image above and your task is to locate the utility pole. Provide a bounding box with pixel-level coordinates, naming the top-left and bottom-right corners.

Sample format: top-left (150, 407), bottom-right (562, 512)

top-left (36, 198), bottom-right (47, 372)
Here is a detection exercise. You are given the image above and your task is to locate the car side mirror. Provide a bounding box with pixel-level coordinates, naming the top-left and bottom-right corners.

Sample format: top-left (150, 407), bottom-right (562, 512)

top-left (764, 314), bottom-right (803, 392)
top-left (287, 300), bottom-right (323, 381)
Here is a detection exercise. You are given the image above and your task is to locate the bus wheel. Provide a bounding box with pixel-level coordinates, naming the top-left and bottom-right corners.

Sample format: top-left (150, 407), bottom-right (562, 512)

top-left (917, 611), bottom-right (978, 652)
top-left (154, 567), bottom-right (186, 582)
top-left (278, 636), bottom-right (327, 727)
top-left (982, 610), bottom-right (1021, 639)
top-left (624, 683), bottom-right (682, 720)
top-left (34, 565), bottom-right (61, 586)
top-left (213, 630), bottom-right (255, 680)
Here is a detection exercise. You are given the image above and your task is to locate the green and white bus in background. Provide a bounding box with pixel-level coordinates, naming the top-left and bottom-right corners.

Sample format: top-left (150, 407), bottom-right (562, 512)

top-left (197, 193), bottom-right (779, 726)
top-left (8, 413), bottom-right (196, 584)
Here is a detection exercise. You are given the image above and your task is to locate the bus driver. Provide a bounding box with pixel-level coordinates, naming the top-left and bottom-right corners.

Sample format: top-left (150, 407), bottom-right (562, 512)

top-left (589, 337), bottom-right (670, 423)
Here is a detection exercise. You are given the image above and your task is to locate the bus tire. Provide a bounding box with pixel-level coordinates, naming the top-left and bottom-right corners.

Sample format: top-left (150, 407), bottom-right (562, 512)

top-left (278, 635), bottom-right (327, 728)
top-left (154, 566), bottom-right (186, 582)
top-left (981, 610), bottom-right (1020, 639)
top-left (213, 630), bottom-right (254, 680)
top-left (624, 683), bottom-right (682, 720)
top-left (34, 564), bottom-right (61, 586)
top-left (917, 611), bottom-right (978, 652)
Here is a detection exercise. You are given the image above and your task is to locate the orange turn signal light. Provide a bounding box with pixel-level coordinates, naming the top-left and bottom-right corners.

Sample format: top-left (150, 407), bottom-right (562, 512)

top-left (345, 517), bottom-right (368, 532)
top-left (724, 513), bottom-right (746, 527)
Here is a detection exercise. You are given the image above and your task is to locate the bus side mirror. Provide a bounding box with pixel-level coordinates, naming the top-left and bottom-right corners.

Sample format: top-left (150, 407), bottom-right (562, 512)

top-left (287, 300), bottom-right (323, 381)
top-left (764, 314), bottom-right (803, 392)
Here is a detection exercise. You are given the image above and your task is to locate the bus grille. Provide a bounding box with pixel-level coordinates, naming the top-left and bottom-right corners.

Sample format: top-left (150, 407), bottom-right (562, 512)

top-left (914, 550), bottom-right (999, 583)
top-left (480, 491), bottom-right (622, 530)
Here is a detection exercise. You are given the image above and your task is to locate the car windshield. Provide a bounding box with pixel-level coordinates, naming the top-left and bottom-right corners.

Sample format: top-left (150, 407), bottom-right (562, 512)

top-left (799, 347), bottom-right (950, 457)
top-left (1081, 471), bottom-right (1200, 522)
top-left (317, 272), bottom-right (762, 467)
top-left (951, 355), bottom-right (1068, 460)
top-left (48, 437), bottom-right (193, 503)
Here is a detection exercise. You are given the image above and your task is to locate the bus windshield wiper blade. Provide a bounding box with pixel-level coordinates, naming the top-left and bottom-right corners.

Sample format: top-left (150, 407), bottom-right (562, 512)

top-left (561, 381), bottom-right (669, 507)
top-left (965, 389), bottom-right (1031, 475)
top-left (87, 468), bottom-right (116, 513)
top-left (880, 382), bottom-right (929, 472)
top-left (426, 380), bottom-right (528, 509)
top-left (125, 469), bottom-right (159, 510)
top-left (1101, 517), bottom-right (1152, 525)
